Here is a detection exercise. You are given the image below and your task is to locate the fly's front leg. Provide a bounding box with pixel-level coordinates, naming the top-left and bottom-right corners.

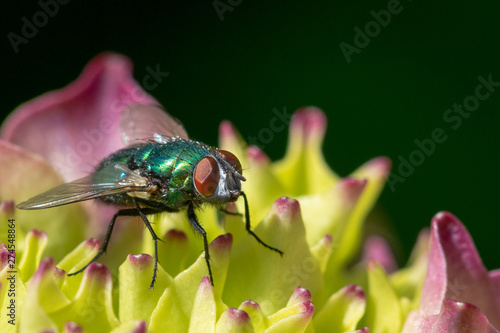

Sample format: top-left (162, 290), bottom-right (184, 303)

top-left (187, 202), bottom-right (214, 286)
top-left (241, 191), bottom-right (284, 256)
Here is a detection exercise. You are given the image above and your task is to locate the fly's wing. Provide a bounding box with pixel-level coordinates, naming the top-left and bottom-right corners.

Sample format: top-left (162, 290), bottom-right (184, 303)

top-left (17, 163), bottom-right (154, 210)
top-left (120, 104), bottom-right (189, 146)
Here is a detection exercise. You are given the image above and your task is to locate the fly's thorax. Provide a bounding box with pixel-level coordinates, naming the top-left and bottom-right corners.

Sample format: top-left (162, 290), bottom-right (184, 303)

top-left (193, 149), bottom-right (245, 204)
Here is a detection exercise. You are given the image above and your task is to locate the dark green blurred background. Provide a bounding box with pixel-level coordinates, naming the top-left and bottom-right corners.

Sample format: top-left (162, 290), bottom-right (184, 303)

top-left (3, 1), bottom-right (500, 268)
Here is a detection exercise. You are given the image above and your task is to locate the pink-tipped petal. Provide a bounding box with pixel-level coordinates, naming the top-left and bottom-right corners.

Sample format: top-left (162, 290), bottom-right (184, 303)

top-left (85, 238), bottom-right (100, 250)
top-left (267, 300), bottom-right (315, 331)
top-left (75, 238), bottom-right (100, 257)
top-left (219, 120), bottom-right (239, 143)
top-left (209, 233), bottom-right (233, 257)
top-left (215, 308), bottom-right (253, 332)
top-left (161, 229), bottom-right (190, 277)
top-left (240, 300), bottom-right (260, 310)
top-left (274, 197), bottom-right (301, 222)
top-left (421, 212), bottom-right (500, 326)
top-left (489, 270), bottom-right (500, 303)
top-left (227, 308), bottom-right (251, 323)
top-left (287, 286), bottom-right (312, 306)
top-left (314, 284), bottom-right (365, 332)
top-left (239, 300), bottom-right (267, 331)
top-left (290, 106), bottom-right (327, 144)
top-left (200, 276), bottom-right (212, 287)
top-left (31, 256), bottom-right (55, 283)
top-left (84, 262), bottom-right (111, 282)
top-left (165, 229), bottom-right (188, 242)
top-left (433, 299), bottom-right (500, 333)
top-left (353, 328), bottom-right (370, 333)
top-left (405, 212), bottom-right (500, 331)
top-left (364, 156), bottom-right (392, 175)
top-left (299, 300), bottom-right (315, 316)
top-left (127, 253), bottom-right (153, 270)
top-left (54, 266), bottom-right (66, 285)
top-left (343, 284), bottom-right (366, 300)
top-left (119, 253), bottom-right (170, 325)
top-left (26, 256), bottom-right (71, 314)
top-left (131, 321), bottom-right (147, 333)
top-left (337, 178), bottom-right (367, 208)
top-left (63, 322), bottom-right (84, 333)
top-left (247, 145), bottom-right (271, 165)
top-left (19, 229), bottom-right (49, 281)
top-left (0, 200), bottom-right (15, 218)
top-left (362, 235), bottom-right (397, 274)
top-left (0, 243), bottom-right (13, 271)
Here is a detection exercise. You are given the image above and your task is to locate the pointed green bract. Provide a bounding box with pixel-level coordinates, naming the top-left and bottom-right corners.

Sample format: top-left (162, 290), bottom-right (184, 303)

top-left (119, 254), bottom-right (171, 325)
top-left (51, 263), bottom-right (119, 333)
top-left (19, 258), bottom-right (68, 332)
top-left (360, 261), bottom-right (402, 333)
top-left (18, 229), bottom-right (47, 281)
top-left (189, 277), bottom-right (219, 333)
top-left (223, 198), bottom-right (324, 314)
top-left (149, 234), bottom-right (233, 331)
top-left (215, 308), bottom-right (254, 333)
top-left (272, 107), bottom-right (338, 196)
top-left (313, 285), bottom-right (366, 333)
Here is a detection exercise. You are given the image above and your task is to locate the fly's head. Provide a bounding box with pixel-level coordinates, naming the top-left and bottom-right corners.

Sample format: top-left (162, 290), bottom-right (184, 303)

top-left (193, 150), bottom-right (245, 204)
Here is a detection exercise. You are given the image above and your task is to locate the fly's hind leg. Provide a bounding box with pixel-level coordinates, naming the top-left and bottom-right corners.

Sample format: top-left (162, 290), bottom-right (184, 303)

top-left (132, 199), bottom-right (163, 290)
top-left (68, 203), bottom-right (162, 290)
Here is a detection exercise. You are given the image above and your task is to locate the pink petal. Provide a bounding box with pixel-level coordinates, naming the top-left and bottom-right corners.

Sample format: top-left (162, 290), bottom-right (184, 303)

top-left (0, 200), bottom-right (15, 218)
top-left (353, 328), bottom-right (370, 333)
top-left (0, 243), bottom-right (13, 271)
top-left (489, 270), bottom-right (500, 304)
top-left (247, 145), bottom-right (271, 165)
top-left (287, 286), bottom-right (312, 306)
top-left (362, 235), bottom-right (397, 274)
top-left (1, 52), bottom-right (156, 182)
top-left (290, 106), bottom-right (327, 145)
top-left (423, 213), bottom-right (500, 323)
top-left (403, 299), bottom-right (500, 333)
top-left (64, 322), bottom-right (84, 333)
top-left (405, 212), bottom-right (500, 331)
top-left (433, 299), bottom-right (500, 333)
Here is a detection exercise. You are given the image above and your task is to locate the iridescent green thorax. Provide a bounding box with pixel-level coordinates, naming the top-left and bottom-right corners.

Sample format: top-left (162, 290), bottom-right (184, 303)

top-left (97, 138), bottom-right (214, 210)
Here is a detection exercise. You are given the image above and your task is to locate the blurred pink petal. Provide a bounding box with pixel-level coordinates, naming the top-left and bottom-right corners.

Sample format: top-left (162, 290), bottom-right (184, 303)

top-left (1, 52), bottom-right (156, 181)
top-left (362, 235), bottom-right (397, 274)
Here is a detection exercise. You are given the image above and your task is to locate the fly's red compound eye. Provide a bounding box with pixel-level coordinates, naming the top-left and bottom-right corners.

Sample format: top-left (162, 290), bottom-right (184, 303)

top-left (217, 150), bottom-right (242, 175)
top-left (194, 156), bottom-right (220, 197)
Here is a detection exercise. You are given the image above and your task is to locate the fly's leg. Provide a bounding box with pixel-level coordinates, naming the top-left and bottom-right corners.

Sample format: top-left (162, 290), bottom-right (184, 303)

top-left (67, 205), bottom-right (162, 290)
top-left (133, 199), bottom-right (162, 290)
top-left (241, 191), bottom-right (284, 256)
top-left (67, 208), bottom-right (138, 277)
top-left (187, 202), bottom-right (214, 286)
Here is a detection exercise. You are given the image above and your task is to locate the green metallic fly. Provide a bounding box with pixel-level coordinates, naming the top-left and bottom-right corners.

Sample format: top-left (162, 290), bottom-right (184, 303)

top-left (17, 104), bottom-right (283, 288)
